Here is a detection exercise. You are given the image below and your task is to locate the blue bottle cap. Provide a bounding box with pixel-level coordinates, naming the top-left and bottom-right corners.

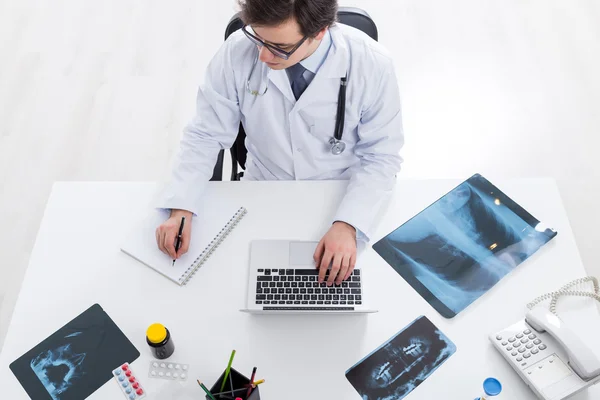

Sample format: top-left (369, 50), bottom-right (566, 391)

top-left (484, 377), bottom-right (502, 396)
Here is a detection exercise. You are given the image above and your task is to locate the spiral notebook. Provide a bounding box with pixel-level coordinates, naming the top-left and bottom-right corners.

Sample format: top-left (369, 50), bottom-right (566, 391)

top-left (120, 204), bottom-right (247, 286)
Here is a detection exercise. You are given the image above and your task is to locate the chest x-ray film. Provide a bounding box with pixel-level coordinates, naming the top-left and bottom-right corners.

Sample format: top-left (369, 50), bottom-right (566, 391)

top-left (10, 304), bottom-right (139, 400)
top-left (346, 316), bottom-right (455, 400)
top-left (373, 173), bottom-right (557, 318)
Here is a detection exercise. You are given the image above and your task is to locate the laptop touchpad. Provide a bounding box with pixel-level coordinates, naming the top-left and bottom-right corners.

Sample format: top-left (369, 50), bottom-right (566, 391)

top-left (289, 241), bottom-right (318, 266)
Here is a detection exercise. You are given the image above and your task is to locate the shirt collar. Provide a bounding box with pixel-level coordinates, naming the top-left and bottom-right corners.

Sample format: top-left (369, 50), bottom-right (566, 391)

top-left (300, 29), bottom-right (332, 75)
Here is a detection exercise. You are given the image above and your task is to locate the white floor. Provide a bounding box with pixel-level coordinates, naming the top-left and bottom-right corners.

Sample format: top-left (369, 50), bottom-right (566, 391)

top-left (1, 0), bottom-right (599, 351)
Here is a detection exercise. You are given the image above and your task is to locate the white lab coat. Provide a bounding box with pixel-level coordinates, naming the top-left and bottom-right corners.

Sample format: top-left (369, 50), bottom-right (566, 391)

top-left (158, 24), bottom-right (404, 240)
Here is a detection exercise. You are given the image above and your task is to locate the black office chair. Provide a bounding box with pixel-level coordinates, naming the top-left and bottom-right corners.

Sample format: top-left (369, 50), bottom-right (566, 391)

top-left (210, 7), bottom-right (378, 181)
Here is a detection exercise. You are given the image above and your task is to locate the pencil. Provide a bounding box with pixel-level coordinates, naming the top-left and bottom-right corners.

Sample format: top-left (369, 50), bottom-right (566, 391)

top-left (211, 387), bottom-right (247, 396)
top-left (251, 379), bottom-right (265, 386)
top-left (197, 380), bottom-right (217, 400)
top-left (246, 367), bottom-right (257, 399)
top-left (220, 350), bottom-right (237, 392)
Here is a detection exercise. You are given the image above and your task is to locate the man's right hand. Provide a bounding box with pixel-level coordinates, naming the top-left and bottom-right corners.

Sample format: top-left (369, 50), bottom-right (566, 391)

top-left (156, 209), bottom-right (193, 260)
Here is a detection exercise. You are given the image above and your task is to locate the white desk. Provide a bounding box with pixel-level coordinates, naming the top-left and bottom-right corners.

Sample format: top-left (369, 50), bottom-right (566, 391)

top-left (0, 179), bottom-right (598, 399)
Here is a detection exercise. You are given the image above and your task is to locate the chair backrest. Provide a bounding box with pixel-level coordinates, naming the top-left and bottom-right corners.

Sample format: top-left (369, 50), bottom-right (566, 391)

top-left (224, 6), bottom-right (378, 176)
top-left (225, 6), bottom-right (378, 41)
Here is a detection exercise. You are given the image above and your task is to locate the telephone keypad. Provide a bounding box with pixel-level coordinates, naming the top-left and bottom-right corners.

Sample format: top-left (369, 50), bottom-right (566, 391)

top-left (497, 326), bottom-right (548, 367)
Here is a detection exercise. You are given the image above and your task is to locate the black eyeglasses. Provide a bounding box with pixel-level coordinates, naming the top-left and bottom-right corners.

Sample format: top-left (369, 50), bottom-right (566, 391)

top-left (242, 25), bottom-right (308, 60)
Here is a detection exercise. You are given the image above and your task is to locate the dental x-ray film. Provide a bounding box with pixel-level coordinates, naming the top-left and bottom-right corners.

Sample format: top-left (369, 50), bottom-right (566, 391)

top-left (10, 304), bottom-right (139, 400)
top-left (373, 173), bottom-right (557, 318)
top-left (345, 316), bottom-right (455, 400)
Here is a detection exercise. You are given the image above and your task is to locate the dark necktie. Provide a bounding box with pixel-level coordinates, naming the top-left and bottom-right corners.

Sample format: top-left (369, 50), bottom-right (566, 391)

top-left (288, 63), bottom-right (309, 100)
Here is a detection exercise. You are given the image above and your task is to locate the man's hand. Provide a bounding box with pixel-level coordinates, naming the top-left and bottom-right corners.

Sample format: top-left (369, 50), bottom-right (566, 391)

top-left (156, 209), bottom-right (193, 260)
top-left (313, 221), bottom-right (357, 286)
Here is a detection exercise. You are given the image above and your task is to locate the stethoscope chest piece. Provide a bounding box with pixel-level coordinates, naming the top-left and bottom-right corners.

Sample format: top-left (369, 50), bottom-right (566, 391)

top-left (329, 137), bottom-right (346, 155)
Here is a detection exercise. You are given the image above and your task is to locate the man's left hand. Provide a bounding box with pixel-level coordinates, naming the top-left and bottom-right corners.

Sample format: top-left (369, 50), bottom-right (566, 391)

top-left (313, 221), bottom-right (357, 286)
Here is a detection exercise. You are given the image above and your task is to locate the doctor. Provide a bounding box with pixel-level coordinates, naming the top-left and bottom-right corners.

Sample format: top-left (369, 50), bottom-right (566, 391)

top-left (156, 0), bottom-right (404, 286)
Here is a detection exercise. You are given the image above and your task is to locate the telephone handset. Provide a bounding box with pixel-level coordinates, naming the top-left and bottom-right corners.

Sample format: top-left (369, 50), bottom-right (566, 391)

top-left (526, 306), bottom-right (600, 381)
top-left (490, 277), bottom-right (600, 400)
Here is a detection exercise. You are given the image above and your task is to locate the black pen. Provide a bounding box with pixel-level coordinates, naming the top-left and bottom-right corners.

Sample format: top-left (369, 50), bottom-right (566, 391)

top-left (172, 216), bottom-right (185, 266)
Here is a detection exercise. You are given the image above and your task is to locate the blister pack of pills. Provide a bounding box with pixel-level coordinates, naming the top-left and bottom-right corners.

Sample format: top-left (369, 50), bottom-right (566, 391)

top-left (148, 361), bottom-right (189, 381)
top-left (113, 362), bottom-right (146, 399)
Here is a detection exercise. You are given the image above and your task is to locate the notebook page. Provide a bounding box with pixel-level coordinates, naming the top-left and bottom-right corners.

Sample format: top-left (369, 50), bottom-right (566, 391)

top-left (121, 200), bottom-right (243, 284)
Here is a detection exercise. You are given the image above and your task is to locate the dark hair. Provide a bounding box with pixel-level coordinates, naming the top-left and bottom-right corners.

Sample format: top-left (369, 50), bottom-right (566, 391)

top-left (238, 0), bottom-right (338, 38)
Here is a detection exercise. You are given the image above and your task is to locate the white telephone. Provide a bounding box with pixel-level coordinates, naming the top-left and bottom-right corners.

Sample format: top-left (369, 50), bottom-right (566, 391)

top-left (490, 277), bottom-right (600, 400)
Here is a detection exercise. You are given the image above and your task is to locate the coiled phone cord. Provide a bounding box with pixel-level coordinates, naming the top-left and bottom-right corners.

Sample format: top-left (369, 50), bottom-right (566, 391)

top-left (526, 276), bottom-right (600, 315)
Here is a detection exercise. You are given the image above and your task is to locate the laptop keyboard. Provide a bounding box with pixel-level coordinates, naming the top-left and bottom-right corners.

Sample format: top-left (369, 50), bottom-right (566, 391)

top-left (255, 268), bottom-right (362, 306)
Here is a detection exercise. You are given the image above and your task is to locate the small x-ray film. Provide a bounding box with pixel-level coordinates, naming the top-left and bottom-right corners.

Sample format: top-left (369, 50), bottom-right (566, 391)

top-left (10, 304), bottom-right (139, 400)
top-left (345, 316), bottom-right (456, 400)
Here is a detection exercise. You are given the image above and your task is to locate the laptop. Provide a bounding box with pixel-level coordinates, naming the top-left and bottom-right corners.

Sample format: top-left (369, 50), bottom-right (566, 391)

top-left (241, 240), bottom-right (377, 314)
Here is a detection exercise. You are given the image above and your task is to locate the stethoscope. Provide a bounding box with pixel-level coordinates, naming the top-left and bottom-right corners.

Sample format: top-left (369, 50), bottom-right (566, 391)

top-left (247, 53), bottom-right (348, 155)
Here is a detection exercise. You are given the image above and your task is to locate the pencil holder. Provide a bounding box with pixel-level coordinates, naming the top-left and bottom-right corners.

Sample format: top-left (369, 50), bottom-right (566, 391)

top-left (208, 367), bottom-right (261, 400)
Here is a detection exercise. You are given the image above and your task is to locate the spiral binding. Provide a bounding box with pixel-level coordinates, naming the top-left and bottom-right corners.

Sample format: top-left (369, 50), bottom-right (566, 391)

top-left (526, 276), bottom-right (600, 315)
top-left (178, 207), bottom-right (248, 286)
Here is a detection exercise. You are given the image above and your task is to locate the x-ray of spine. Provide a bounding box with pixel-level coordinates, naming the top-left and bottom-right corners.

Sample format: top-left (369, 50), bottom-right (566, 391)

top-left (374, 175), bottom-right (556, 317)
